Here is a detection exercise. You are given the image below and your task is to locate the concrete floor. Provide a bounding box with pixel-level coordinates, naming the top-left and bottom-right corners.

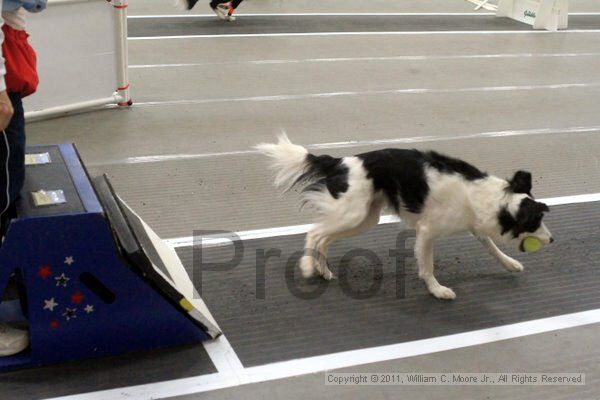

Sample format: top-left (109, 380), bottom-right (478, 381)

top-left (172, 323), bottom-right (600, 400)
top-left (29, 30), bottom-right (600, 236)
top-left (17, 0), bottom-right (600, 399)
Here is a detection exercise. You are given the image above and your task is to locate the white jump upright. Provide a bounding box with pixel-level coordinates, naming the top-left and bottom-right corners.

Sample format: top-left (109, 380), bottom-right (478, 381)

top-left (497, 0), bottom-right (568, 30)
top-left (113, 0), bottom-right (132, 107)
top-left (466, 0), bottom-right (569, 31)
top-left (23, 0), bottom-right (131, 121)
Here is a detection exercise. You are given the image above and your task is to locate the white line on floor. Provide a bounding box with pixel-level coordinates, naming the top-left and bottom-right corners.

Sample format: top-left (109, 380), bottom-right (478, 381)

top-left (202, 335), bottom-right (245, 378)
top-left (131, 83), bottom-right (600, 108)
top-left (128, 12), bottom-right (600, 18)
top-left (129, 52), bottom-right (600, 69)
top-left (243, 309), bottom-right (600, 384)
top-left (108, 125), bottom-right (600, 166)
top-left (128, 30), bottom-right (600, 40)
top-left (44, 309), bottom-right (600, 400)
top-left (165, 192), bottom-right (600, 248)
top-left (129, 13), bottom-right (499, 18)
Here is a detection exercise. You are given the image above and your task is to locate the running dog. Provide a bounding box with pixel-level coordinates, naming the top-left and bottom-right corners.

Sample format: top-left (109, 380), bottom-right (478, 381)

top-left (256, 135), bottom-right (553, 300)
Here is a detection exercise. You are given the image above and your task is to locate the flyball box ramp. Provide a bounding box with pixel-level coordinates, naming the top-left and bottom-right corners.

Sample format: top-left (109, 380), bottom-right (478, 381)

top-left (0, 144), bottom-right (219, 371)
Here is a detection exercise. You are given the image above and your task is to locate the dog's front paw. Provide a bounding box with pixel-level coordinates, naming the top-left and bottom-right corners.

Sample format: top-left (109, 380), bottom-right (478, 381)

top-left (430, 285), bottom-right (456, 300)
top-left (321, 269), bottom-right (335, 281)
top-left (316, 260), bottom-right (335, 280)
top-left (299, 256), bottom-right (316, 278)
top-left (503, 258), bottom-right (524, 272)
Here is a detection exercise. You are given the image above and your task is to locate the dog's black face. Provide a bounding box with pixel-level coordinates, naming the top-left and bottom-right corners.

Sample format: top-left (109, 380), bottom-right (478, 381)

top-left (498, 171), bottom-right (553, 250)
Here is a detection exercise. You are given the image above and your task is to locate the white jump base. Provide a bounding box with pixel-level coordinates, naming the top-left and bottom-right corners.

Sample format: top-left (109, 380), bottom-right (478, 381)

top-left (466, 0), bottom-right (569, 30)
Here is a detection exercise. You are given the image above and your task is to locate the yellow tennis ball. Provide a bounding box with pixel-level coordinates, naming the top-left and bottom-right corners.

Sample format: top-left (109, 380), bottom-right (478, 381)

top-left (523, 237), bottom-right (542, 253)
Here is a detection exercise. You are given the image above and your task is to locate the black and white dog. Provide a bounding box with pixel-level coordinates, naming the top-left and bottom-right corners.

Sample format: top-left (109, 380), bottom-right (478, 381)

top-left (256, 135), bottom-right (553, 300)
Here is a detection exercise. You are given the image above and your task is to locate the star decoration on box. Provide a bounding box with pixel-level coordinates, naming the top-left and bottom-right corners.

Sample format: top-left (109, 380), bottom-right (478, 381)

top-left (71, 291), bottom-right (85, 304)
top-left (38, 265), bottom-right (53, 280)
top-left (55, 273), bottom-right (70, 287)
top-left (38, 254), bottom-right (104, 333)
top-left (44, 298), bottom-right (59, 312)
top-left (62, 308), bottom-right (77, 321)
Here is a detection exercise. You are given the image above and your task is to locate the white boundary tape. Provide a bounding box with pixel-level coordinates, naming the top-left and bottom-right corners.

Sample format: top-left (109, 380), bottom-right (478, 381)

top-left (165, 192), bottom-right (600, 249)
top-left (127, 12), bottom-right (600, 18)
top-left (128, 30), bottom-right (600, 40)
top-left (131, 82), bottom-right (600, 108)
top-left (129, 52), bottom-right (600, 69)
top-left (130, 12), bottom-right (500, 18)
top-left (113, 125), bottom-right (600, 166)
top-left (243, 309), bottom-right (600, 383)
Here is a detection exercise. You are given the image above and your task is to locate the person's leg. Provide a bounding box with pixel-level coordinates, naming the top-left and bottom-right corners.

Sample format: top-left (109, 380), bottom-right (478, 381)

top-left (177, 0), bottom-right (199, 10)
top-left (0, 93), bottom-right (24, 238)
top-left (0, 141), bottom-right (10, 239)
top-left (0, 126), bottom-right (9, 238)
top-left (210, 0), bottom-right (241, 7)
top-left (210, 0), bottom-right (230, 20)
top-left (210, 0), bottom-right (242, 20)
top-left (0, 202), bottom-right (16, 240)
top-left (6, 93), bottom-right (24, 207)
top-left (225, 0), bottom-right (244, 20)
top-left (0, 93), bottom-right (28, 357)
top-left (209, 0), bottom-right (228, 7)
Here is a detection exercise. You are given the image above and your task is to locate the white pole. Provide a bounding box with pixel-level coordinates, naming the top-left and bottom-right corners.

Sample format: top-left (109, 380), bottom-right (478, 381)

top-left (112, 0), bottom-right (132, 106)
top-left (25, 96), bottom-right (120, 121)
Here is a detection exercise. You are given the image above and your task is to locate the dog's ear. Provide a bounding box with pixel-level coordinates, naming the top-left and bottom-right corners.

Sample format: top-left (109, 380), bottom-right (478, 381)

top-left (509, 170), bottom-right (532, 194)
top-left (522, 198), bottom-right (549, 214)
top-left (515, 198), bottom-right (549, 234)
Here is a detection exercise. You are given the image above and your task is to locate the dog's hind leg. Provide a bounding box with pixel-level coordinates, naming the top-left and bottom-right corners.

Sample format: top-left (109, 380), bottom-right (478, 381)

top-left (313, 197), bottom-right (384, 280)
top-left (300, 230), bottom-right (320, 278)
top-left (300, 225), bottom-right (342, 280)
top-left (299, 156), bottom-right (380, 280)
top-left (471, 231), bottom-right (524, 272)
top-left (415, 224), bottom-right (456, 300)
top-left (304, 217), bottom-right (368, 281)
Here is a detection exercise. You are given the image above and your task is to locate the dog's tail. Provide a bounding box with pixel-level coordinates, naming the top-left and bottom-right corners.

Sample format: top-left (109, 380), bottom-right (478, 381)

top-left (254, 133), bottom-right (312, 192)
top-left (255, 134), bottom-right (343, 198)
